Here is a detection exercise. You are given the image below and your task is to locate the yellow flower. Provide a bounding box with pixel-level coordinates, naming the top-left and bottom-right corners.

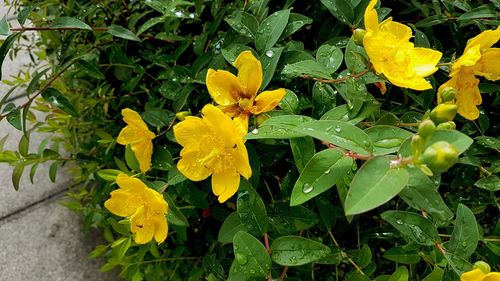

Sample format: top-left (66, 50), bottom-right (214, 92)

top-left (206, 50), bottom-right (286, 134)
top-left (363, 0), bottom-right (442, 90)
top-left (117, 108), bottom-right (156, 172)
top-left (438, 27), bottom-right (500, 120)
top-left (173, 104), bottom-right (252, 203)
top-left (104, 173), bottom-right (169, 244)
top-left (461, 269), bottom-right (500, 281)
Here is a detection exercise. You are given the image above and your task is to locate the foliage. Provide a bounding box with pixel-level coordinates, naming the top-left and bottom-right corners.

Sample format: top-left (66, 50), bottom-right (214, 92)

top-left (1, 0), bottom-right (499, 280)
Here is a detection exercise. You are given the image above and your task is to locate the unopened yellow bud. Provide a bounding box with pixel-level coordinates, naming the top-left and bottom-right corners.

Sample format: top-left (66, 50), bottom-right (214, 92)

top-left (422, 141), bottom-right (459, 174)
top-left (418, 120), bottom-right (436, 138)
top-left (353, 29), bottom-right (367, 46)
top-left (440, 87), bottom-right (456, 103)
top-left (430, 104), bottom-right (458, 124)
top-left (436, 121), bottom-right (456, 130)
top-left (473, 261), bottom-right (491, 274)
top-left (175, 111), bottom-right (191, 121)
top-left (255, 114), bottom-right (270, 126)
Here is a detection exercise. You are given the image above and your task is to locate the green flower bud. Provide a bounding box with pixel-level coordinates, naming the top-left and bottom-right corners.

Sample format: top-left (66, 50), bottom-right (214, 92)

top-left (473, 261), bottom-right (491, 274)
top-left (353, 29), bottom-right (367, 46)
top-left (430, 104), bottom-right (458, 124)
top-left (440, 86), bottom-right (456, 103)
top-left (418, 119), bottom-right (436, 138)
top-left (422, 141), bottom-right (459, 174)
top-left (175, 111), bottom-right (191, 121)
top-left (411, 135), bottom-right (424, 160)
top-left (436, 121), bottom-right (456, 130)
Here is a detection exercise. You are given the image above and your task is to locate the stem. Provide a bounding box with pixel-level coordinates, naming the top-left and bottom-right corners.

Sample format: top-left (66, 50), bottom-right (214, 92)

top-left (361, 121), bottom-right (420, 127)
top-left (263, 234), bottom-right (273, 281)
top-left (10, 26), bottom-right (108, 32)
top-left (328, 230), bottom-right (365, 276)
top-left (129, 256), bottom-right (201, 265)
top-left (280, 266), bottom-right (289, 281)
top-left (300, 69), bottom-right (369, 84)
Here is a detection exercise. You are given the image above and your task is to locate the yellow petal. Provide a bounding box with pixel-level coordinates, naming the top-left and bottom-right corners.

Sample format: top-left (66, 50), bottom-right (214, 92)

top-left (233, 113), bottom-right (250, 136)
top-left (473, 48), bottom-right (500, 81)
top-left (177, 148), bottom-right (211, 181)
top-left (201, 104), bottom-right (240, 145)
top-left (116, 173), bottom-right (148, 190)
top-left (451, 45), bottom-right (482, 75)
top-left (251, 89), bottom-right (287, 115)
top-left (117, 126), bottom-right (146, 145)
top-left (206, 69), bottom-right (242, 105)
top-left (219, 104), bottom-right (241, 118)
top-left (230, 142), bottom-right (252, 179)
top-left (131, 139), bottom-right (153, 173)
top-left (379, 20), bottom-right (412, 43)
top-left (382, 67), bottom-right (433, 91)
top-left (464, 26), bottom-right (500, 53)
top-left (461, 269), bottom-right (486, 281)
top-left (438, 72), bottom-right (481, 120)
top-left (411, 47), bottom-right (442, 77)
top-left (104, 189), bottom-right (140, 217)
top-left (122, 108), bottom-right (155, 139)
top-left (212, 171), bottom-right (241, 203)
top-left (173, 116), bottom-right (209, 148)
top-left (364, 0), bottom-right (379, 32)
top-left (484, 272), bottom-right (500, 281)
top-left (130, 210), bottom-right (155, 244)
top-left (233, 51), bottom-right (262, 98)
top-left (153, 216), bottom-right (168, 244)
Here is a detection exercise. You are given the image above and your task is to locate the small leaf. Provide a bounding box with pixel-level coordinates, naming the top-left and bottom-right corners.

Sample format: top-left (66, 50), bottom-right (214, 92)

top-left (281, 60), bottom-right (333, 79)
top-left (270, 236), bottom-right (331, 266)
top-left (225, 11), bottom-right (258, 38)
top-left (260, 47), bottom-right (283, 90)
top-left (388, 266), bottom-right (409, 281)
top-left (0, 16), bottom-right (10, 36)
top-left (137, 17), bottom-right (164, 35)
top-left (96, 169), bottom-right (122, 182)
top-left (0, 33), bottom-right (22, 80)
top-left (279, 89), bottom-right (300, 114)
top-left (316, 44), bottom-right (343, 73)
top-left (474, 175), bottom-right (500, 191)
top-left (345, 157), bottom-right (409, 215)
top-left (364, 126), bottom-right (413, 156)
top-left (124, 145), bottom-right (140, 172)
top-left (164, 193), bottom-right (189, 227)
top-left (289, 137), bottom-right (316, 172)
top-left (319, 0), bottom-right (354, 25)
top-left (6, 107), bottom-right (22, 131)
top-left (41, 88), bottom-right (80, 117)
top-left (290, 149), bottom-right (353, 206)
top-left (268, 203), bottom-right (319, 234)
top-left (237, 180), bottom-right (269, 236)
top-left (17, 4), bottom-right (35, 25)
top-left (422, 267), bottom-right (444, 281)
top-left (230, 231), bottom-right (271, 278)
top-left (457, 5), bottom-right (498, 21)
top-left (383, 245), bottom-right (421, 265)
top-left (218, 212), bottom-right (246, 244)
top-left (245, 115), bottom-right (313, 140)
top-left (107, 24), bottom-right (141, 41)
top-left (446, 204), bottom-right (479, 259)
top-left (312, 82), bottom-right (337, 119)
top-left (50, 17), bottom-right (92, 30)
top-left (18, 134), bottom-right (29, 157)
top-left (49, 161), bottom-right (58, 182)
top-left (415, 15), bottom-right (449, 27)
top-left (255, 9), bottom-right (290, 52)
top-left (12, 163), bottom-right (24, 190)
top-left (381, 210), bottom-right (441, 246)
top-left (281, 13), bottom-right (312, 38)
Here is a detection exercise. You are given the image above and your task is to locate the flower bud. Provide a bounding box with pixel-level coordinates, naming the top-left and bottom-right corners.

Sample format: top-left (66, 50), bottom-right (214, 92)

top-left (175, 111), bottom-right (191, 121)
top-left (473, 261), bottom-right (491, 274)
top-left (440, 86), bottom-right (456, 103)
top-left (418, 119), bottom-right (436, 138)
top-left (436, 121), bottom-right (456, 130)
top-left (422, 141), bottom-right (459, 174)
top-left (430, 104), bottom-right (458, 124)
top-left (411, 135), bottom-right (424, 160)
top-left (353, 29), bottom-right (367, 46)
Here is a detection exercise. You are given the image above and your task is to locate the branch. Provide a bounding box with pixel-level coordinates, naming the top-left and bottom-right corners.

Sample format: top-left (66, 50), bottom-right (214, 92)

top-left (300, 69), bottom-right (369, 84)
top-left (10, 26), bottom-right (108, 32)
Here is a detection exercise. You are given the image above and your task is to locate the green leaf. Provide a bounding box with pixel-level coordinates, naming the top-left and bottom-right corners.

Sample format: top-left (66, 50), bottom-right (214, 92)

top-left (383, 245), bottom-right (421, 264)
top-left (415, 15), bottom-right (449, 27)
top-left (124, 145), bottom-right (140, 172)
top-left (50, 17), bottom-right (92, 30)
top-left (399, 168), bottom-right (453, 226)
top-left (290, 149), bottom-right (353, 206)
top-left (289, 137), bottom-right (316, 172)
top-left (281, 60), bottom-right (333, 79)
top-left (443, 251), bottom-right (472, 276)
top-left (167, 167), bottom-right (187, 185)
top-left (312, 82), bottom-right (337, 119)
top-left (107, 24), bottom-right (141, 41)
top-left (388, 266), bottom-right (409, 281)
top-left (230, 231), bottom-right (271, 279)
top-left (364, 126), bottom-right (413, 155)
top-left (41, 88), bottom-right (80, 117)
top-left (475, 136), bottom-right (500, 150)
top-left (270, 236), bottom-right (331, 266)
top-left (458, 5), bottom-right (498, 21)
top-left (381, 211), bottom-right (441, 246)
top-left (49, 161), bottom-right (58, 182)
top-left (6, 107), bottom-right (22, 131)
top-left (422, 267), bottom-right (444, 281)
top-left (474, 175), bottom-right (500, 191)
top-left (0, 33), bottom-right (22, 80)
top-left (319, 0), bottom-right (354, 25)
top-left (12, 163), bottom-right (24, 191)
top-left (281, 13), bottom-right (312, 38)
top-left (344, 37), bottom-right (367, 72)
top-left (296, 120), bottom-right (373, 155)
top-left (218, 212), bottom-right (247, 244)
top-left (446, 204), bottom-right (479, 259)
top-left (345, 157), bottom-right (409, 215)
top-left (316, 44), bottom-right (343, 73)
top-left (268, 203), bottom-right (319, 234)
top-left (164, 194), bottom-right (189, 227)
top-left (152, 146), bottom-right (174, 171)
top-left (17, 5), bottom-right (35, 25)
top-left (137, 17), bottom-right (164, 35)
top-left (245, 115), bottom-right (313, 140)
top-left (279, 89), bottom-right (300, 114)
top-left (225, 11), bottom-right (258, 38)
top-left (76, 60), bottom-right (105, 80)
top-left (399, 129), bottom-right (473, 157)
top-left (221, 44), bottom-right (253, 64)
top-left (255, 9), bottom-right (290, 52)
top-left (0, 16), bottom-right (9, 36)
top-left (96, 169), bottom-right (122, 182)
top-left (259, 47), bottom-right (283, 90)
top-left (18, 134), bottom-right (29, 157)
top-left (237, 180), bottom-right (269, 236)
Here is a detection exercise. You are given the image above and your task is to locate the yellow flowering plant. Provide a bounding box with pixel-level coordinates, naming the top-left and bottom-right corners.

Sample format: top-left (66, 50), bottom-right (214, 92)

top-left (0, 0), bottom-right (499, 280)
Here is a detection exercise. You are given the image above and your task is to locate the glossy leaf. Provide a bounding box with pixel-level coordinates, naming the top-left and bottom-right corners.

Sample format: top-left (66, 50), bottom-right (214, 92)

top-left (218, 212), bottom-right (247, 244)
top-left (12, 163), bottom-right (24, 191)
top-left (225, 11), bottom-right (258, 38)
top-left (364, 126), bottom-right (413, 155)
top-left (41, 88), bottom-right (80, 117)
top-left (50, 17), bottom-right (92, 30)
top-left (270, 236), bottom-right (331, 266)
top-left (289, 137), bottom-right (316, 172)
top-left (290, 149), bottom-right (352, 206)
top-left (245, 115), bottom-right (312, 140)
top-left (259, 47), bottom-right (283, 90)
top-left (281, 13), bottom-right (312, 38)
top-left (255, 9), bottom-right (290, 52)
top-left (383, 245), bottom-right (421, 265)
top-left (446, 204), bottom-right (479, 259)
top-left (316, 44), bottom-right (343, 73)
top-left (388, 266), bottom-right (409, 281)
top-left (345, 157), bottom-right (409, 215)
top-left (281, 60), bottom-right (333, 79)
top-left (474, 175), bottom-right (500, 191)
top-left (381, 211), bottom-right (441, 246)
top-left (268, 203), bottom-right (319, 234)
top-left (230, 231), bottom-right (271, 279)
top-left (237, 180), bottom-right (269, 236)
top-left (107, 24), bottom-right (141, 41)
top-left (0, 33), bottom-right (22, 80)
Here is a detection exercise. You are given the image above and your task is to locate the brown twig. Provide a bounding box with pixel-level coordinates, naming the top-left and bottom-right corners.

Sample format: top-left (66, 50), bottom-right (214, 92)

top-left (328, 230), bottom-right (365, 276)
top-left (263, 233), bottom-right (273, 281)
top-left (300, 69), bottom-right (369, 84)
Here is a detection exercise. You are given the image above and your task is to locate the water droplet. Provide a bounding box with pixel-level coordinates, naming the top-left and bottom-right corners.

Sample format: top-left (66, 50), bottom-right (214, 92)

top-left (189, 13), bottom-right (195, 19)
top-left (461, 241), bottom-right (467, 247)
top-left (235, 253), bottom-right (248, 265)
top-left (174, 10), bottom-right (184, 17)
top-left (324, 169), bottom-right (331, 174)
top-left (302, 183), bottom-right (313, 194)
top-left (334, 126), bottom-right (342, 133)
top-left (396, 219), bottom-right (404, 225)
top-left (251, 128), bottom-right (259, 134)
top-left (265, 50), bottom-right (274, 58)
